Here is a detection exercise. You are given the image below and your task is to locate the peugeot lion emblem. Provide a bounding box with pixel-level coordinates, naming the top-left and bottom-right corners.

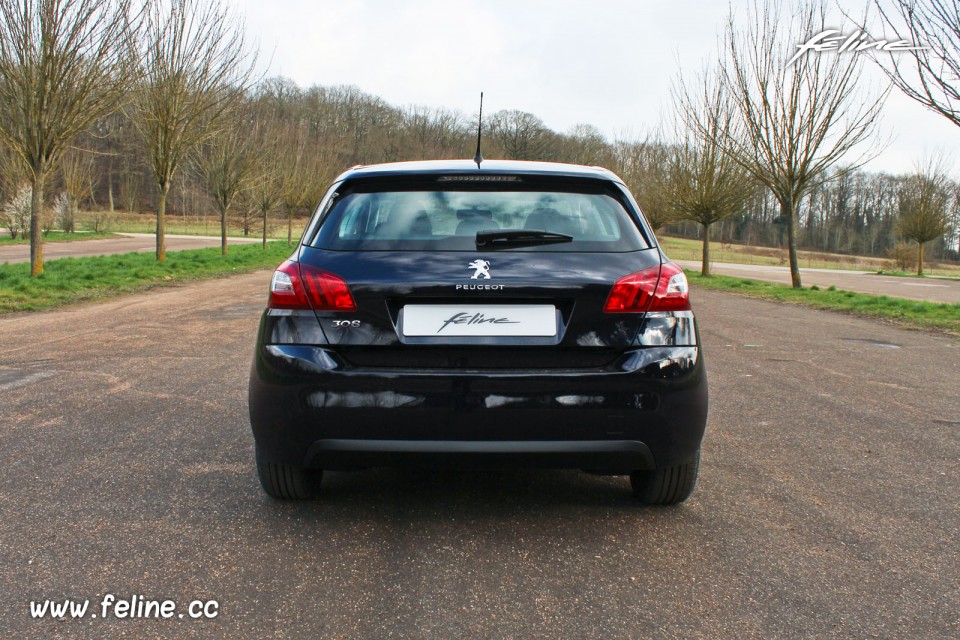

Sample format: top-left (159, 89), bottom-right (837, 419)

top-left (469, 259), bottom-right (491, 280)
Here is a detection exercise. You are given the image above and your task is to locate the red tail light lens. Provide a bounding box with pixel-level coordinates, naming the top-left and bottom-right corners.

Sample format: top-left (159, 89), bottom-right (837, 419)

top-left (604, 262), bottom-right (690, 313)
top-left (268, 260), bottom-right (356, 311)
top-left (604, 267), bottom-right (659, 312)
top-left (300, 263), bottom-right (356, 311)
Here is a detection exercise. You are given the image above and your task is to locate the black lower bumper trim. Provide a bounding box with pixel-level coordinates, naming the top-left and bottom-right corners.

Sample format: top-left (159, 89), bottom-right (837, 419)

top-left (303, 439), bottom-right (655, 471)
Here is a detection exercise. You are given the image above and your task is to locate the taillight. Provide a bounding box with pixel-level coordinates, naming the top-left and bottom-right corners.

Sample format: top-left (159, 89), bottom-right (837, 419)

top-left (268, 260), bottom-right (356, 311)
top-left (604, 262), bottom-right (690, 313)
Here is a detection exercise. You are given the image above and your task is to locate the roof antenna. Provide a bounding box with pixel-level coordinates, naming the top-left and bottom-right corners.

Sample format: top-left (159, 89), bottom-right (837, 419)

top-left (473, 92), bottom-right (484, 168)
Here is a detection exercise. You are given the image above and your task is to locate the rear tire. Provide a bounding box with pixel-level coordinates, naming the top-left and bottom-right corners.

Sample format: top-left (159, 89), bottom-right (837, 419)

top-left (256, 454), bottom-right (322, 500)
top-left (630, 449), bottom-right (700, 505)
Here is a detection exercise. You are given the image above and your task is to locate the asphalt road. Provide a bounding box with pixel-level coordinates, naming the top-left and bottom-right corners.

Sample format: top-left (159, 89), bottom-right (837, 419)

top-left (0, 233), bottom-right (262, 264)
top-left (675, 260), bottom-right (960, 304)
top-left (1, 274), bottom-right (958, 639)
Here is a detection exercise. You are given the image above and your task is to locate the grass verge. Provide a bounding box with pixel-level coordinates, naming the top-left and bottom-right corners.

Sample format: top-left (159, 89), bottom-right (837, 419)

top-left (687, 272), bottom-right (960, 335)
top-left (0, 241), bottom-right (293, 314)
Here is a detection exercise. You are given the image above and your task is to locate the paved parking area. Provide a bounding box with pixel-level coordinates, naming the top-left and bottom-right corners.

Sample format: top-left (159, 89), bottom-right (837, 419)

top-left (676, 259), bottom-right (960, 303)
top-left (1, 273), bottom-right (957, 639)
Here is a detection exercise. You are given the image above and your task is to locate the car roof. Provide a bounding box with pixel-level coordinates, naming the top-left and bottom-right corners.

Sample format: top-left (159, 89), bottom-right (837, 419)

top-left (334, 159), bottom-right (624, 183)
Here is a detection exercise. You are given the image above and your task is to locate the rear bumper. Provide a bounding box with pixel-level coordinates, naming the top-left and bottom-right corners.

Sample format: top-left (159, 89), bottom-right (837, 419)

top-left (305, 439), bottom-right (655, 470)
top-left (249, 344), bottom-right (708, 472)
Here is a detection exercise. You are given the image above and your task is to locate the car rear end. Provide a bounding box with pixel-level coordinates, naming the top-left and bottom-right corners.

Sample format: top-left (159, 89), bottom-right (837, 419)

top-left (249, 161), bottom-right (707, 503)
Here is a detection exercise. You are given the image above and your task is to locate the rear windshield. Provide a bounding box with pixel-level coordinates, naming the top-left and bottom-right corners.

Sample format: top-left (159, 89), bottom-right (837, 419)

top-left (311, 185), bottom-right (649, 252)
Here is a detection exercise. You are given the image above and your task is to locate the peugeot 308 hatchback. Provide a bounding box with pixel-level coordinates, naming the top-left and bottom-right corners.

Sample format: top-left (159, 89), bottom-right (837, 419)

top-left (249, 160), bottom-right (707, 504)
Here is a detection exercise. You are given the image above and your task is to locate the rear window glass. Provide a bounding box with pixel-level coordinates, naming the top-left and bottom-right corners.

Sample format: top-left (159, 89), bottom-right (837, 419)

top-left (312, 187), bottom-right (648, 252)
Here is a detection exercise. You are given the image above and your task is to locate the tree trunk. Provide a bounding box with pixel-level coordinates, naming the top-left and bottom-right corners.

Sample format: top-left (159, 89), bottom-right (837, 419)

top-left (262, 207), bottom-right (267, 251)
top-left (67, 197), bottom-right (78, 233)
top-left (917, 242), bottom-right (924, 277)
top-left (701, 224), bottom-right (711, 276)
top-left (29, 173), bottom-right (45, 277)
top-left (780, 197), bottom-right (802, 288)
top-left (287, 207), bottom-right (293, 247)
top-left (156, 185), bottom-right (169, 262)
top-left (107, 169), bottom-right (114, 214)
top-left (221, 206), bottom-right (228, 255)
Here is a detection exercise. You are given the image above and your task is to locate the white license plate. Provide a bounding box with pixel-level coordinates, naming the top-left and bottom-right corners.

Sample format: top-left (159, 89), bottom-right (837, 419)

top-left (402, 305), bottom-right (557, 337)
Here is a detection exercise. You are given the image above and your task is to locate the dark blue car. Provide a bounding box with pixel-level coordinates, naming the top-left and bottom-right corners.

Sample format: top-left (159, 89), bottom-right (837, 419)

top-left (249, 160), bottom-right (707, 504)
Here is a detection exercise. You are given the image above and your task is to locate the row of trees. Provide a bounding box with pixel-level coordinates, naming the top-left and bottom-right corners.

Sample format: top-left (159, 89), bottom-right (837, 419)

top-left (1, 0), bottom-right (958, 282)
top-left (4, 69), bottom-right (956, 267)
top-left (635, 0), bottom-right (958, 280)
top-left (665, 164), bottom-right (960, 270)
top-left (0, 0), bottom-right (256, 275)
top-left (666, 0), bottom-right (960, 282)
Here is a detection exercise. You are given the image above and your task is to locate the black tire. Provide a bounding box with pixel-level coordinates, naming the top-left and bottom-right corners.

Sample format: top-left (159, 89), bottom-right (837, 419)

top-left (630, 449), bottom-right (700, 505)
top-left (256, 454), bottom-right (322, 500)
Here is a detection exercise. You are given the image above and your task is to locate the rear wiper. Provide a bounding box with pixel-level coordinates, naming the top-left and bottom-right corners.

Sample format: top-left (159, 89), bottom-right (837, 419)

top-left (475, 229), bottom-right (573, 249)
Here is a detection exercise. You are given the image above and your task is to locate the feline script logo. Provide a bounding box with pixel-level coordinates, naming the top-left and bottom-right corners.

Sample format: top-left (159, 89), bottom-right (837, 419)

top-left (789, 29), bottom-right (928, 65)
top-left (469, 259), bottom-right (491, 279)
top-left (438, 312), bottom-right (518, 334)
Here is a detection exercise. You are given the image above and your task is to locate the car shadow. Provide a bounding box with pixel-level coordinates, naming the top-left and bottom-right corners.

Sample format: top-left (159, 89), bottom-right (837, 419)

top-left (250, 467), bottom-right (700, 526)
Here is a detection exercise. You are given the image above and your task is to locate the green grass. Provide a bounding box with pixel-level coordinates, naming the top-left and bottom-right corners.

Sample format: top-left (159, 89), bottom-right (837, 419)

top-left (0, 241), bottom-right (293, 314)
top-left (0, 231), bottom-right (118, 245)
top-left (687, 272), bottom-right (960, 335)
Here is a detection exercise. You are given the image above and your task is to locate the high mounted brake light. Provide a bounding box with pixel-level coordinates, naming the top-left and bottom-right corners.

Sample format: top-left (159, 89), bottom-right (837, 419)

top-left (436, 175), bottom-right (522, 182)
top-left (604, 262), bottom-right (690, 313)
top-left (268, 260), bottom-right (356, 311)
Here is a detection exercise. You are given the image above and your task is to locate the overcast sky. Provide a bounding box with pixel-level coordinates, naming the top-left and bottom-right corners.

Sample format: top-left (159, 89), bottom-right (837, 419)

top-left (227, 0), bottom-right (958, 176)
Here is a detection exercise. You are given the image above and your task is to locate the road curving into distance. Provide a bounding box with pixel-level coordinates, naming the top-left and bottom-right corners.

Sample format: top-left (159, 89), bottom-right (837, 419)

top-left (0, 232), bottom-right (264, 265)
top-left (676, 259), bottom-right (960, 304)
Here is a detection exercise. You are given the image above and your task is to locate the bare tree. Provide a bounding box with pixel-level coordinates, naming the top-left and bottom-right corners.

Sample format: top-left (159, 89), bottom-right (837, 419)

top-left (563, 124), bottom-right (614, 167)
top-left (119, 168), bottom-right (140, 213)
top-left (280, 138), bottom-right (329, 247)
top-left (0, 0), bottom-right (135, 275)
top-left (614, 137), bottom-right (675, 232)
top-left (277, 115), bottom-right (343, 246)
top-left (487, 110), bottom-right (556, 160)
top-left (130, 0), bottom-right (255, 261)
top-left (401, 104), bottom-right (469, 159)
top-left (678, 0), bottom-right (886, 287)
top-left (193, 104), bottom-right (257, 255)
top-left (248, 119), bottom-right (284, 250)
top-left (869, 0), bottom-right (960, 127)
top-left (60, 148), bottom-right (97, 232)
top-left (898, 158), bottom-right (952, 275)
top-left (234, 197), bottom-right (259, 237)
top-left (670, 73), bottom-right (757, 275)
